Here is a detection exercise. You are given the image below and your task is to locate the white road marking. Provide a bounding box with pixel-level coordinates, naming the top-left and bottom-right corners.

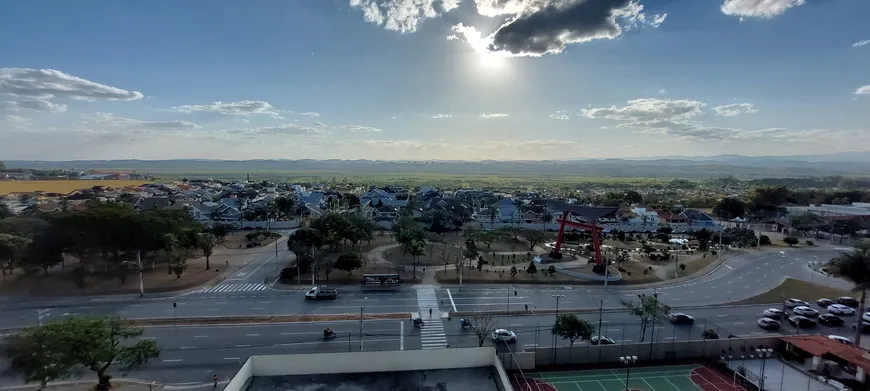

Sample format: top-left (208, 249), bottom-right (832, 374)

top-left (724, 265), bottom-right (733, 270)
top-left (234, 344), bottom-right (251, 348)
top-left (224, 357), bottom-right (240, 360)
top-left (447, 289), bottom-right (457, 312)
top-left (194, 335), bottom-right (207, 338)
top-left (180, 346), bottom-right (196, 349)
top-left (245, 334), bottom-right (260, 337)
top-left (162, 359), bottom-right (182, 362)
top-left (400, 321), bottom-right (404, 351)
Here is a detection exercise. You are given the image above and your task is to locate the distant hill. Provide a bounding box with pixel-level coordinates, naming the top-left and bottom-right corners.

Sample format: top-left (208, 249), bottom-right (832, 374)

top-left (6, 152), bottom-right (870, 179)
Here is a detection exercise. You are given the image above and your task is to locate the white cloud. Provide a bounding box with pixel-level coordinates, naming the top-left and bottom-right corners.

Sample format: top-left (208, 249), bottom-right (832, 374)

top-left (348, 0), bottom-right (459, 33)
top-left (720, 0), bottom-right (805, 19)
top-left (236, 119), bottom-right (250, 124)
top-left (852, 40), bottom-right (870, 48)
top-left (343, 125), bottom-right (383, 132)
top-left (581, 98), bottom-right (706, 122)
top-left (658, 89), bottom-right (667, 94)
top-left (480, 113), bottom-right (509, 119)
top-left (0, 68), bottom-right (143, 101)
top-left (300, 112), bottom-right (320, 117)
top-left (548, 112), bottom-right (570, 120)
top-left (854, 85), bottom-right (870, 95)
top-left (712, 103), bottom-right (758, 116)
top-left (172, 100), bottom-right (280, 116)
top-left (0, 99), bottom-right (67, 113)
top-left (430, 113), bottom-right (452, 119)
top-left (82, 112), bottom-right (201, 130)
top-left (314, 121), bottom-right (329, 128)
top-left (223, 123), bottom-right (328, 137)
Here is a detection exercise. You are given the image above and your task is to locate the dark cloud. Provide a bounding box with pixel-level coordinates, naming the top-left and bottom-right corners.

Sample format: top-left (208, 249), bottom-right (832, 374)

top-left (488, 0), bottom-right (648, 55)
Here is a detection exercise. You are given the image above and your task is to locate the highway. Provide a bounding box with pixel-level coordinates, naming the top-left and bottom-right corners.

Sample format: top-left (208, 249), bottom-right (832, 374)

top-left (0, 247), bottom-right (850, 330)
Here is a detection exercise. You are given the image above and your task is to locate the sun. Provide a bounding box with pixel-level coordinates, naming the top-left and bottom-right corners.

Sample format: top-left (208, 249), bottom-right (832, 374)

top-left (477, 52), bottom-right (507, 70)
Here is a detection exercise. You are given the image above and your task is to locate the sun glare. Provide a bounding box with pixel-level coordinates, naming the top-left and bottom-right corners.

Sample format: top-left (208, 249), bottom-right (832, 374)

top-left (477, 52), bottom-right (507, 70)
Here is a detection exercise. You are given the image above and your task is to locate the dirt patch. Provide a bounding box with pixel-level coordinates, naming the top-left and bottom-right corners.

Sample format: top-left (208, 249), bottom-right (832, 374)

top-left (438, 232), bottom-right (533, 252)
top-left (435, 265), bottom-right (578, 284)
top-left (730, 278), bottom-right (853, 305)
top-left (221, 231), bottom-right (279, 250)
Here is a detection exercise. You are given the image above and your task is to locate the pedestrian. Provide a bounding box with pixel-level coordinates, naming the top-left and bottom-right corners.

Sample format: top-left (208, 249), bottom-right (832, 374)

top-left (213, 374), bottom-right (218, 388)
top-left (429, 308), bottom-right (433, 318)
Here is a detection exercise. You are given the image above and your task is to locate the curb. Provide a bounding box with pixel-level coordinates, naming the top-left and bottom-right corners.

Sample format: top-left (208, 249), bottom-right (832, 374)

top-left (0, 378), bottom-right (222, 391)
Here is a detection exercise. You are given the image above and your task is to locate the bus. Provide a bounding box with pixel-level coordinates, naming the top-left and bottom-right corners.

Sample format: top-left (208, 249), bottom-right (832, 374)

top-left (361, 273), bottom-right (400, 290)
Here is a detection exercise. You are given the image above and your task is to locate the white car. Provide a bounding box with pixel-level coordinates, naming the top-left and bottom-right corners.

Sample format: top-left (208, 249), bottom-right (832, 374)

top-left (828, 304), bottom-right (856, 316)
top-left (590, 336), bottom-right (616, 345)
top-left (763, 308), bottom-right (785, 319)
top-left (862, 312), bottom-right (870, 323)
top-left (785, 299), bottom-right (810, 308)
top-left (828, 335), bottom-right (852, 345)
top-left (491, 329), bottom-right (517, 343)
top-left (793, 306), bottom-right (819, 317)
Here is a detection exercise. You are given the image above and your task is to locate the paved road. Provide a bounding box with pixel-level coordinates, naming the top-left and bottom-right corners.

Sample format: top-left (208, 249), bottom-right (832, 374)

top-left (0, 248), bottom-right (850, 330)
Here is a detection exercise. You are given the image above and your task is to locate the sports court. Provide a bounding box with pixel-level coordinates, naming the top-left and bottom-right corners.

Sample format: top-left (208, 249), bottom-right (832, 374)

top-left (513, 364), bottom-right (749, 391)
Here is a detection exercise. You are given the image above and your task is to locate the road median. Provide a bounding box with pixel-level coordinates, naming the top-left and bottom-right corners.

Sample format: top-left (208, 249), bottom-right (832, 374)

top-left (122, 313), bottom-right (408, 327)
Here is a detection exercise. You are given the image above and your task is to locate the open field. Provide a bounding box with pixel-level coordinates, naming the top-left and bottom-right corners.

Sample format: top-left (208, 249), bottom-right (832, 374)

top-left (0, 180), bottom-right (151, 195)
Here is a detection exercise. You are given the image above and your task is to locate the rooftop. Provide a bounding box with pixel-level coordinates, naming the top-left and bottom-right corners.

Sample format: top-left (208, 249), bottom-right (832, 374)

top-left (247, 367), bottom-right (500, 391)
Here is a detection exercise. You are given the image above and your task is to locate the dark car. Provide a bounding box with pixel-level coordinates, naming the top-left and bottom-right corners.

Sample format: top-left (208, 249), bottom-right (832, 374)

top-left (789, 316), bottom-right (817, 328)
top-left (668, 313), bottom-right (695, 325)
top-left (838, 297), bottom-right (860, 308)
top-left (817, 298), bottom-right (833, 308)
top-left (853, 322), bottom-right (870, 333)
top-left (818, 314), bottom-right (844, 327)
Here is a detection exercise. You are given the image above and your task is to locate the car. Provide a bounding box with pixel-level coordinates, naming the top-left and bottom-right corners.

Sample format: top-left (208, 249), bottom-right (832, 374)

top-left (789, 316), bottom-right (817, 328)
top-left (785, 299), bottom-right (810, 308)
top-left (827, 304), bottom-right (856, 316)
top-left (854, 322), bottom-right (870, 333)
top-left (668, 313), bottom-right (695, 325)
top-left (793, 306), bottom-right (819, 317)
top-left (828, 335), bottom-right (852, 345)
top-left (818, 314), bottom-right (845, 327)
top-left (590, 336), bottom-right (617, 345)
top-left (491, 329), bottom-right (517, 343)
top-left (862, 312), bottom-right (870, 323)
top-left (838, 297), bottom-right (860, 307)
top-left (763, 308), bottom-right (785, 319)
top-left (817, 298), bottom-right (833, 307)
top-left (757, 317), bottom-right (781, 330)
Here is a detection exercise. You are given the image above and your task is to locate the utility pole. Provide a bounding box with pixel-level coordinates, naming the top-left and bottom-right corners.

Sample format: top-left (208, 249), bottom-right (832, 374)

top-left (137, 251), bottom-right (144, 298)
top-left (359, 307), bottom-right (364, 351)
top-left (596, 300), bottom-right (604, 360)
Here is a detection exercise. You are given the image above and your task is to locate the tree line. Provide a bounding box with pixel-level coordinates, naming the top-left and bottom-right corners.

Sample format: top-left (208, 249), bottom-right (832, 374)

top-left (0, 200), bottom-right (227, 286)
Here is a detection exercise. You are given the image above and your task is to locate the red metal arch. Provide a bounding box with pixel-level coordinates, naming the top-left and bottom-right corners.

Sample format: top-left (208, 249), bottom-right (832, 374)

top-left (554, 211), bottom-right (605, 264)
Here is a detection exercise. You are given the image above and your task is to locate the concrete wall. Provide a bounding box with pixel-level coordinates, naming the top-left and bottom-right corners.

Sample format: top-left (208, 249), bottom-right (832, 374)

top-left (224, 347), bottom-right (511, 391)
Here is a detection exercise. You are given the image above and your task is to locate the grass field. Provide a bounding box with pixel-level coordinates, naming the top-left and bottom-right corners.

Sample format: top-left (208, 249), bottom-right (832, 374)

top-left (731, 277), bottom-right (852, 305)
top-left (0, 180), bottom-right (151, 195)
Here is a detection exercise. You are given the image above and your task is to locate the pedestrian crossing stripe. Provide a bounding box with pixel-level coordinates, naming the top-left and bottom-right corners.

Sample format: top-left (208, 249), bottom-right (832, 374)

top-left (193, 283), bottom-right (268, 293)
top-left (417, 288), bottom-right (448, 349)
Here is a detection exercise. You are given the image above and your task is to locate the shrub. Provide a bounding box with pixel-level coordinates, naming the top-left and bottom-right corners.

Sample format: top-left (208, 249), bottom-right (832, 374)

top-left (760, 235), bottom-right (771, 245)
top-left (783, 236), bottom-right (799, 246)
top-left (805, 240), bottom-right (814, 246)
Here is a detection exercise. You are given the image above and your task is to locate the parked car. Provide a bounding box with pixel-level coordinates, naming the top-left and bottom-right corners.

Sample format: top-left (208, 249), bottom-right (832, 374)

top-left (668, 313), bottom-right (695, 325)
top-left (838, 297), bottom-right (860, 307)
top-left (788, 316), bottom-right (817, 328)
top-left (491, 329), bottom-right (517, 343)
top-left (590, 336), bottom-right (617, 345)
top-left (827, 304), bottom-right (856, 316)
top-left (757, 317), bottom-right (781, 330)
top-left (793, 306), bottom-right (819, 317)
top-left (828, 335), bottom-right (852, 345)
top-left (854, 322), bottom-right (870, 333)
top-left (862, 312), bottom-right (870, 323)
top-left (763, 308), bottom-right (785, 319)
top-left (817, 298), bottom-right (833, 307)
top-left (818, 314), bottom-right (844, 327)
top-left (785, 299), bottom-right (810, 308)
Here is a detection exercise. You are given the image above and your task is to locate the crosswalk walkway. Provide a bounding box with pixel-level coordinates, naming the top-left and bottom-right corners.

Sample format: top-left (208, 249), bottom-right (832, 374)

top-left (832, 247), bottom-right (854, 252)
top-left (193, 283), bottom-right (268, 293)
top-left (416, 288), bottom-right (447, 350)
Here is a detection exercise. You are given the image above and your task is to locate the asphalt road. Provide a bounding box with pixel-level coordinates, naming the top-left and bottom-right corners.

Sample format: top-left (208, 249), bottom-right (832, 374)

top-left (0, 248), bottom-right (851, 330)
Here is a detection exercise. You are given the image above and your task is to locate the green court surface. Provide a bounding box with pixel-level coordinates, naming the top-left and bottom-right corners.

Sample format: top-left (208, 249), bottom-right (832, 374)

top-left (514, 364), bottom-right (746, 391)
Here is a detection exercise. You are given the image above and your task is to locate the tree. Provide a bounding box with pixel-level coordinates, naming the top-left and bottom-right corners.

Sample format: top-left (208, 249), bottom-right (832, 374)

top-left (526, 261), bottom-right (537, 274)
top-left (713, 198), bottom-right (746, 219)
top-left (520, 228), bottom-right (549, 251)
top-left (162, 233), bottom-right (178, 275)
top-left (830, 248), bottom-right (870, 345)
top-left (702, 329), bottom-right (719, 340)
top-left (0, 203), bottom-right (12, 219)
top-left (622, 293), bottom-right (670, 342)
top-left (551, 313), bottom-right (595, 346)
top-left (462, 239), bottom-right (479, 266)
top-left (333, 252), bottom-right (363, 275)
top-left (469, 313), bottom-right (497, 347)
top-left (408, 239), bottom-right (426, 276)
top-left (0, 233), bottom-right (30, 279)
top-left (1, 316), bottom-right (160, 391)
top-left (197, 233), bottom-right (216, 270)
top-left (210, 224), bottom-right (231, 243)
top-left (274, 196), bottom-right (296, 218)
top-left (783, 236), bottom-right (799, 246)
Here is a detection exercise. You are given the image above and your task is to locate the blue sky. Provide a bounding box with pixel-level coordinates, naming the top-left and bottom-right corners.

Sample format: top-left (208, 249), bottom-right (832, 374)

top-left (0, 0), bottom-right (868, 161)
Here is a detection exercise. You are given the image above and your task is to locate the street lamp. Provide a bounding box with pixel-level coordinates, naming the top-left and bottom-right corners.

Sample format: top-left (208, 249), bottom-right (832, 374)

top-left (551, 294), bottom-right (564, 363)
top-left (755, 347), bottom-right (774, 390)
top-left (620, 356), bottom-right (638, 391)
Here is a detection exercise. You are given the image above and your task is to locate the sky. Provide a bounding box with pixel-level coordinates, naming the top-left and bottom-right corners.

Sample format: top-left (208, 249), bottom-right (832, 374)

top-left (0, 0), bottom-right (868, 161)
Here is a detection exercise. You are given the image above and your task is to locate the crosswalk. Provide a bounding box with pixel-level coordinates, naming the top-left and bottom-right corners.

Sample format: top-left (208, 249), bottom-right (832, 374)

top-left (416, 288), bottom-right (447, 350)
top-left (192, 283), bottom-right (268, 294)
top-left (832, 247), bottom-right (854, 252)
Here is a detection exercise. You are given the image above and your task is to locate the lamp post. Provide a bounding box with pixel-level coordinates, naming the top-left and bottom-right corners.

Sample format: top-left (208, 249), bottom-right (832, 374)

top-left (551, 294), bottom-right (564, 363)
top-left (620, 356), bottom-right (638, 391)
top-left (755, 347), bottom-right (774, 391)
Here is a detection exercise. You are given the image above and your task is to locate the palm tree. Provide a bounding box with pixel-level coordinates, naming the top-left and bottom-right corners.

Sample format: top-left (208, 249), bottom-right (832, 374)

top-left (409, 239), bottom-right (426, 277)
top-left (542, 212), bottom-right (554, 230)
top-left (831, 247), bottom-right (870, 345)
top-left (198, 233), bottom-right (217, 270)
